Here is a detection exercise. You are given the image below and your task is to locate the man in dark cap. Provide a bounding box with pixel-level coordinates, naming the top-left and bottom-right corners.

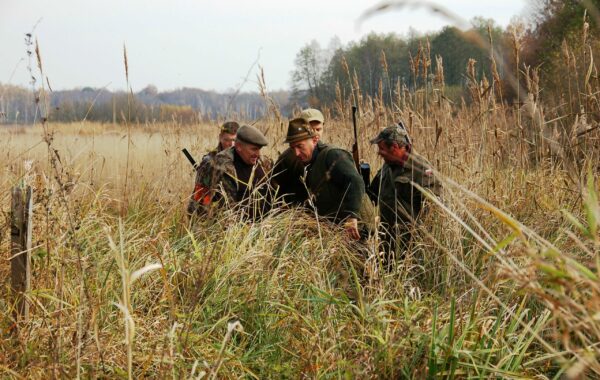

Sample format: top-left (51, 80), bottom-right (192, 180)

top-left (272, 108), bottom-right (325, 205)
top-left (367, 122), bottom-right (440, 267)
top-left (195, 124), bottom-right (273, 218)
top-left (283, 117), bottom-right (365, 240)
top-left (188, 121), bottom-right (240, 214)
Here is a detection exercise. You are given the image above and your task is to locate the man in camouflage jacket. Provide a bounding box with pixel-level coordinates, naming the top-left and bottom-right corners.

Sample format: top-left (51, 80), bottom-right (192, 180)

top-left (187, 121), bottom-right (239, 215)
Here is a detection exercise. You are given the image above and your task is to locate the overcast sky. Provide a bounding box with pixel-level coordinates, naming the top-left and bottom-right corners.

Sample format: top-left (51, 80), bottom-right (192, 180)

top-left (1, 0), bottom-right (528, 93)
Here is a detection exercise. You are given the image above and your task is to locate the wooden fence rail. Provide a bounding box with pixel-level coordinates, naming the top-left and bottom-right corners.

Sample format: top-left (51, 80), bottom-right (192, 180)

top-left (10, 186), bottom-right (32, 324)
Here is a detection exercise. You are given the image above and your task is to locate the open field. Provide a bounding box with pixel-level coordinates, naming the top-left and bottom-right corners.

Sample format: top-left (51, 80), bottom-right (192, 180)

top-left (2, 123), bottom-right (217, 198)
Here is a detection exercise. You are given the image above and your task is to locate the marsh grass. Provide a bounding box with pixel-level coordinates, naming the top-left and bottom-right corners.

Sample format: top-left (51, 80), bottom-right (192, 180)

top-left (1, 12), bottom-right (600, 379)
top-left (1, 113), bottom-right (597, 378)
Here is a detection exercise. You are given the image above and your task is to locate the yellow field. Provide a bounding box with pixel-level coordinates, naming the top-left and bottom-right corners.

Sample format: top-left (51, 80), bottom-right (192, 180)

top-left (2, 123), bottom-right (210, 196)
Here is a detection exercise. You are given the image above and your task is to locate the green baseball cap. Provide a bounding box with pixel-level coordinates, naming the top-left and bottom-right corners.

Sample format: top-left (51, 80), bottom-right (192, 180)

top-left (284, 118), bottom-right (315, 144)
top-left (299, 108), bottom-right (324, 123)
top-left (370, 123), bottom-right (411, 146)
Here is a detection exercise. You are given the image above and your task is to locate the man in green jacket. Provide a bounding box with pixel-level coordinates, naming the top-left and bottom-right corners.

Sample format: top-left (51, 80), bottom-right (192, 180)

top-left (367, 123), bottom-right (440, 265)
top-left (273, 108), bottom-right (325, 205)
top-left (283, 117), bottom-right (365, 240)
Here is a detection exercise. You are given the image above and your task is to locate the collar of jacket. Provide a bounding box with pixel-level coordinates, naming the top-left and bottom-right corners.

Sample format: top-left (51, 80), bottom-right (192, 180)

top-left (217, 147), bottom-right (271, 190)
top-left (309, 141), bottom-right (327, 165)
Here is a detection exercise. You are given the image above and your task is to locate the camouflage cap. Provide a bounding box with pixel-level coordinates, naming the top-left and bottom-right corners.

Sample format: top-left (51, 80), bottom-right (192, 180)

top-left (299, 108), bottom-right (324, 123)
top-left (284, 118), bottom-right (314, 144)
top-left (369, 122), bottom-right (412, 146)
top-left (236, 125), bottom-right (269, 147)
top-left (220, 121), bottom-right (240, 134)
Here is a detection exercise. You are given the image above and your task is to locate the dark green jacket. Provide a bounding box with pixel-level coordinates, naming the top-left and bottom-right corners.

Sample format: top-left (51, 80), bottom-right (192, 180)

top-left (368, 152), bottom-right (439, 227)
top-left (272, 147), bottom-right (308, 205)
top-left (305, 143), bottom-right (365, 222)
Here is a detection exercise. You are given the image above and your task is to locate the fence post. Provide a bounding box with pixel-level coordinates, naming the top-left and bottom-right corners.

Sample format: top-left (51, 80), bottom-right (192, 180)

top-left (10, 186), bottom-right (32, 324)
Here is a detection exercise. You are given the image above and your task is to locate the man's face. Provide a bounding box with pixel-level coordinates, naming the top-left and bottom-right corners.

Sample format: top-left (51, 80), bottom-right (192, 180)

top-left (219, 132), bottom-right (237, 150)
top-left (235, 141), bottom-right (262, 165)
top-left (377, 141), bottom-right (409, 166)
top-left (290, 136), bottom-right (318, 164)
top-left (309, 120), bottom-right (324, 140)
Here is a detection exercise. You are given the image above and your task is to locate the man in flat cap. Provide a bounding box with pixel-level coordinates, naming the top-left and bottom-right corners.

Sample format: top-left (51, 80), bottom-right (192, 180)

top-left (188, 121), bottom-right (240, 214)
top-left (283, 117), bottom-right (365, 240)
top-left (273, 108), bottom-right (325, 205)
top-left (193, 124), bottom-right (273, 218)
top-left (367, 122), bottom-right (440, 267)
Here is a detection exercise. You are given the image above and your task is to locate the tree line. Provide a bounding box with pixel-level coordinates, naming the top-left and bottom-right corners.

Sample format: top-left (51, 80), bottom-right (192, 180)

top-left (290, 0), bottom-right (600, 111)
top-left (2, 0), bottom-right (597, 125)
top-left (0, 84), bottom-right (290, 125)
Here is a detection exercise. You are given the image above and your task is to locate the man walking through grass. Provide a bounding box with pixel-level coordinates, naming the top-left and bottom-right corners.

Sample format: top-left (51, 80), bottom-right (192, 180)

top-left (272, 108), bottom-right (325, 205)
top-left (283, 117), bottom-right (365, 240)
top-left (367, 123), bottom-right (440, 267)
top-left (188, 121), bottom-right (239, 215)
top-left (196, 124), bottom-right (273, 220)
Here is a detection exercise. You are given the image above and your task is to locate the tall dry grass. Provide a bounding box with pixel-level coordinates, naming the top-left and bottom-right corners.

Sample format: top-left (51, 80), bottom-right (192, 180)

top-left (1, 14), bottom-right (599, 380)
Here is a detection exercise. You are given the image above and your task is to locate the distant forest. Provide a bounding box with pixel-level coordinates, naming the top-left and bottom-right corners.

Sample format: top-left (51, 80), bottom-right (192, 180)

top-left (2, 1), bottom-right (598, 124)
top-left (0, 84), bottom-right (290, 124)
top-left (288, 2), bottom-right (600, 111)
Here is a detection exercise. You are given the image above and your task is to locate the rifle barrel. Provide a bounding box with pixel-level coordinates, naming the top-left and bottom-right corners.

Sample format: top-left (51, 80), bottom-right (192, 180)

top-left (351, 106), bottom-right (360, 171)
top-left (181, 148), bottom-right (197, 169)
top-left (351, 106), bottom-right (359, 143)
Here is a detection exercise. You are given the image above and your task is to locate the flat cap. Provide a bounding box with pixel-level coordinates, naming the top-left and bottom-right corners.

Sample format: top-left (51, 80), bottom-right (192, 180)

top-left (236, 125), bottom-right (269, 147)
top-left (369, 122), bottom-right (412, 146)
top-left (284, 118), bottom-right (315, 144)
top-left (220, 121), bottom-right (240, 134)
top-left (299, 108), bottom-right (324, 123)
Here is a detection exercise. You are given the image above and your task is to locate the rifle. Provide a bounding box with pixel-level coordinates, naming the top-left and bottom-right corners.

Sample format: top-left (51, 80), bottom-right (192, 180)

top-left (351, 106), bottom-right (371, 189)
top-left (181, 148), bottom-right (198, 169)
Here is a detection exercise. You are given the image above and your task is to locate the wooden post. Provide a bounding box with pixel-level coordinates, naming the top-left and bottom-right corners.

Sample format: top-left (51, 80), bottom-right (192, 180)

top-left (10, 186), bottom-right (32, 323)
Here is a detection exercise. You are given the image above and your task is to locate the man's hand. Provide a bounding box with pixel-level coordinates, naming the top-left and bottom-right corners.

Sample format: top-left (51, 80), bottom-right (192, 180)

top-left (344, 217), bottom-right (360, 240)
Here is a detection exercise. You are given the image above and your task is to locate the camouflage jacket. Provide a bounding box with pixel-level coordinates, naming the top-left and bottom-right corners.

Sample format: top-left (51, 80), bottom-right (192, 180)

top-left (367, 152), bottom-right (440, 228)
top-left (187, 146), bottom-right (220, 215)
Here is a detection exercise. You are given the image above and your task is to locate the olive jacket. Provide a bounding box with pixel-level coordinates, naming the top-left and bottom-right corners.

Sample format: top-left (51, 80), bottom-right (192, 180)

top-left (367, 152), bottom-right (439, 228)
top-left (305, 142), bottom-right (365, 222)
top-left (272, 147), bottom-right (308, 205)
